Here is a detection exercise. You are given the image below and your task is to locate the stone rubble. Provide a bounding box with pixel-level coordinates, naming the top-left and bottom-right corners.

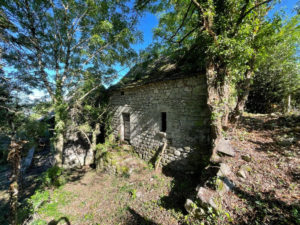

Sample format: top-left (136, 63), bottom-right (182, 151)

top-left (216, 139), bottom-right (235, 157)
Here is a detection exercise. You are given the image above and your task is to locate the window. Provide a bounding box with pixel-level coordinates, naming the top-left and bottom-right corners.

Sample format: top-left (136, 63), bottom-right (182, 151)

top-left (161, 112), bottom-right (167, 132)
top-left (121, 91), bottom-right (124, 95)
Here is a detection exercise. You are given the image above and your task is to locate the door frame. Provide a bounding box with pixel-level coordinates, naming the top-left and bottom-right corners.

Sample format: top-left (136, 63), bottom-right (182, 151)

top-left (122, 113), bottom-right (130, 142)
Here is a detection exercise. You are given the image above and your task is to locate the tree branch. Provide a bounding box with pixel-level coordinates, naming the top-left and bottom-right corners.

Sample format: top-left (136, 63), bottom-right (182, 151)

top-left (78, 85), bottom-right (101, 102)
top-left (168, 1), bottom-right (193, 42)
top-left (236, 0), bottom-right (272, 28)
top-left (134, 0), bottom-right (152, 10)
top-left (24, 0), bottom-right (55, 101)
top-left (71, 37), bottom-right (91, 51)
top-left (191, 0), bottom-right (217, 42)
top-left (191, 0), bottom-right (204, 13)
top-left (78, 128), bottom-right (91, 146)
top-left (71, 9), bottom-right (88, 35)
top-left (0, 105), bottom-right (21, 114)
top-left (177, 26), bottom-right (202, 44)
top-left (82, 43), bottom-right (110, 65)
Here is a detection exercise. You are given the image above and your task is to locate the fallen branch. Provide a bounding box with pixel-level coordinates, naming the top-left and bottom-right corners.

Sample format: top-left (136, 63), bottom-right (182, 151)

top-left (155, 141), bottom-right (167, 172)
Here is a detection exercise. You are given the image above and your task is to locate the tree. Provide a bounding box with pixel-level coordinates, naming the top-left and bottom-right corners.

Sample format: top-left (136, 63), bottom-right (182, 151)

top-left (1, 0), bottom-right (141, 165)
top-left (231, 12), bottom-right (299, 122)
top-left (246, 14), bottom-right (300, 113)
top-left (66, 72), bottom-right (111, 165)
top-left (136, 0), bottom-right (276, 161)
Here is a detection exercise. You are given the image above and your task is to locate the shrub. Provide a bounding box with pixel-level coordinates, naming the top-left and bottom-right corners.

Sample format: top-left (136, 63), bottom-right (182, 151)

top-left (40, 166), bottom-right (66, 187)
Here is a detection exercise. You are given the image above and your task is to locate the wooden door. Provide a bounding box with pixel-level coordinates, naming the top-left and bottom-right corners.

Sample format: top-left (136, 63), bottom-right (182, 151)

top-left (123, 113), bottom-right (130, 142)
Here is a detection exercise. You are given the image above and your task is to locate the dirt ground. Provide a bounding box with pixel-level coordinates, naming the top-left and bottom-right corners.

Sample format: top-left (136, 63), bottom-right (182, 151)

top-left (0, 113), bottom-right (299, 225)
top-left (220, 113), bottom-right (300, 224)
top-left (23, 161), bottom-right (187, 225)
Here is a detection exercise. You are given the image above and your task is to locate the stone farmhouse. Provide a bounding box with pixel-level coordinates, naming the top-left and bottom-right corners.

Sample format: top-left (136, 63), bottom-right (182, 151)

top-left (109, 57), bottom-right (211, 171)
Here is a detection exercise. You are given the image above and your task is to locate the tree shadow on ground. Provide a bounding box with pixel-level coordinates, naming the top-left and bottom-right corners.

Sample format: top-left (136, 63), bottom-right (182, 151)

top-left (48, 216), bottom-right (71, 225)
top-left (238, 115), bottom-right (300, 157)
top-left (0, 164), bottom-right (10, 192)
top-left (233, 114), bottom-right (300, 224)
top-left (0, 198), bottom-right (9, 225)
top-left (124, 207), bottom-right (158, 225)
top-left (239, 114), bottom-right (300, 131)
top-left (157, 153), bottom-right (215, 215)
top-left (232, 185), bottom-right (300, 224)
top-left (1, 142), bottom-right (90, 225)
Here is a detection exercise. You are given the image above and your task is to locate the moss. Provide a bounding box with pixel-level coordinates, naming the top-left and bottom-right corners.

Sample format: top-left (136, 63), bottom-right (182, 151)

top-left (216, 178), bottom-right (224, 192)
top-left (116, 165), bottom-right (130, 176)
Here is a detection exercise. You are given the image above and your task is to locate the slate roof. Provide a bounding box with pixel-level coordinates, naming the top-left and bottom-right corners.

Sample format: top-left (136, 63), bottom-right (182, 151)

top-left (110, 56), bottom-right (201, 90)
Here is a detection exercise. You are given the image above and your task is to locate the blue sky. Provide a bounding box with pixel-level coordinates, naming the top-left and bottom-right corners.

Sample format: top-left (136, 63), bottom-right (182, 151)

top-left (27, 0), bottom-right (299, 100)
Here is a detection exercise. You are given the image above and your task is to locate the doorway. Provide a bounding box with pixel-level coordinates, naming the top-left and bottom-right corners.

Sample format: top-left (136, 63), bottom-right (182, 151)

top-left (122, 113), bottom-right (130, 142)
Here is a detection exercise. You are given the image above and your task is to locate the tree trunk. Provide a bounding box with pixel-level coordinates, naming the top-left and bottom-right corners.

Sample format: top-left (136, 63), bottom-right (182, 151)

top-left (91, 123), bottom-right (100, 164)
top-left (287, 94), bottom-right (291, 113)
top-left (7, 140), bottom-right (23, 225)
top-left (54, 131), bottom-right (64, 166)
top-left (221, 82), bottom-right (230, 129)
top-left (91, 123), bottom-right (100, 150)
top-left (231, 56), bottom-right (255, 126)
top-left (230, 69), bottom-right (252, 126)
top-left (53, 88), bottom-right (66, 166)
top-left (205, 60), bottom-right (230, 162)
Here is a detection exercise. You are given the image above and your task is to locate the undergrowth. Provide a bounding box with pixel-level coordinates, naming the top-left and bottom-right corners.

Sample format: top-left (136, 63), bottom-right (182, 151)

top-left (18, 166), bottom-right (68, 224)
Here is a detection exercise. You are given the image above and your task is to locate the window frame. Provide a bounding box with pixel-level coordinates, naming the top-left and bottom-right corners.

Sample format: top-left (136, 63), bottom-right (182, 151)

top-left (161, 112), bottom-right (167, 132)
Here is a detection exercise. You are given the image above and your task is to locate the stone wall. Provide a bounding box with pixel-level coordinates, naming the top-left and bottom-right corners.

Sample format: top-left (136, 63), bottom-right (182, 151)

top-left (110, 75), bottom-right (210, 171)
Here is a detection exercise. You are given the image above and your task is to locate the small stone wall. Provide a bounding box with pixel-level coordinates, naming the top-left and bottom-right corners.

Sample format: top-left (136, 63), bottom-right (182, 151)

top-left (63, 131), bottom-right (93, 168)
top-left (110, 75), bottom-right (210, 171)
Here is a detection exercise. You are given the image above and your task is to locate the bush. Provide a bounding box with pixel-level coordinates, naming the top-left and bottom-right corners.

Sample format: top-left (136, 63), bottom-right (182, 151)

top-left (40, 166), bottom-right (66, 188)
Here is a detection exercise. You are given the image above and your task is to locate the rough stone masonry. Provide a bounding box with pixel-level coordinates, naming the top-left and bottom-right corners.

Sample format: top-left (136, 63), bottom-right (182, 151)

top-left (110, 74), bottom-right (211, 171)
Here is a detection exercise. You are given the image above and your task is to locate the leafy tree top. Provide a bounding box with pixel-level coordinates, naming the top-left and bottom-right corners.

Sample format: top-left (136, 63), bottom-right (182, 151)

top-left (1, 0), bottom-right (142, 102)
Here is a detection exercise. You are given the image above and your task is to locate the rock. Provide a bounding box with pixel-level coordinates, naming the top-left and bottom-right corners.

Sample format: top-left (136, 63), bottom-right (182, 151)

top-left (275, 135), bottom-right (294, 147)
top-left (237, 169), bottom-right (247, 179)
top-left (174, 150), bottom-right (181, 156)
top-left (278, 138), bottom-right (294, 147)
top-left (123, 144), bottom-right (133, 151)
top-left (185, 199), bottom-right (196, 214)
top-left (21, 147), bottom-right (35, 174)
top-left (185, 199), bottom-right (206, 218)
top-left (136, 191), bottom-right (142, 198)
top-left (128, 168), bottom-right (134, 174)
top-left (217, 139), bottom-right (235, 157)
top-left (210, 154), bottom-right (222, 163)
top-left (216, 177), bottom-right (235, 195)
top-left (222, 177), bottom-right (235, 190)
top-left (184, 146), bottom-right (191, 152)
top-left (157, 132), bottom-right (167, 138)
top-left (292, 126), bottom-right (300, 132)
top-left (197, 187), bottom-right (217, 209)
top-left (241, 154), bottom-right (251, 162)
top-left (217, 163), bottom-right (231, 177)
top-left (177, 148), bottom-right (184, 152)
top-left (241, 165), bottom-right (252, 172)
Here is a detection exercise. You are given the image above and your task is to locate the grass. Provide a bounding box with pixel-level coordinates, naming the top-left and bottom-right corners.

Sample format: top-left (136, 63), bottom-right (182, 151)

top-left (26, 160), bottom-right (184, 225)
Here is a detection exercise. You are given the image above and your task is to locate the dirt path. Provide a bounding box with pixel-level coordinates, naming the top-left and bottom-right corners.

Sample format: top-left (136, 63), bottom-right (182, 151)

top-left (27, 154), bottom-right (187, 225)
